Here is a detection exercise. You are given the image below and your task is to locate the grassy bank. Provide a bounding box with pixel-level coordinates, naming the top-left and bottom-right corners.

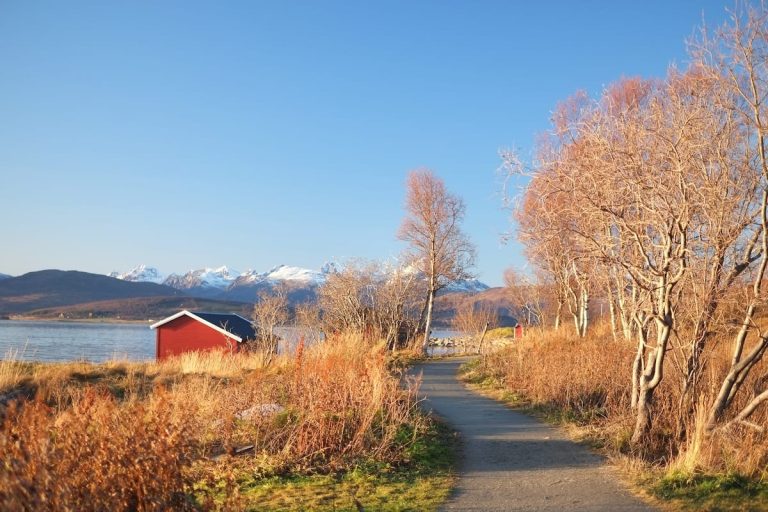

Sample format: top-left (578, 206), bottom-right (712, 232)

top-left (460, 327), bottom-right (768, 512)
top-left (198, 420), bottom-right (456, 511)
top-left (0, 335), bottom-right (455, 511)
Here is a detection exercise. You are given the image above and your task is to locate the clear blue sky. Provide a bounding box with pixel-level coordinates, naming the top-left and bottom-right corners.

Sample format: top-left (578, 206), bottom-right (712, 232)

top-left (0, 1), bottom-right (736, 286)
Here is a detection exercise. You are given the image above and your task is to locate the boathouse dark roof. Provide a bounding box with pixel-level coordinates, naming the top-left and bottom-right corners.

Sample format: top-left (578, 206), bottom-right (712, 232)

top-left (150, 310), bottom-right (257, 342)
top-left (192, 312), bottom-right (257, 341)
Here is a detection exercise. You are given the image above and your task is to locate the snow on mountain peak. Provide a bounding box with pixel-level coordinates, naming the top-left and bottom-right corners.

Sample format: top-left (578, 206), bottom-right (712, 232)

top-left (106, 263), bottom-right (488, 293)
top-left (199, 266), bottom-right (240, 287)
top-left (108, 265), bottom-right (166, 284)
top-left (265, 265), bottom-right (324, 284)
top-left (233, 269), bottom-right (265, 284)
top-left (443, 278), bottom-right (490, 293)
top-left (163, 266), bottom-right (240, 290)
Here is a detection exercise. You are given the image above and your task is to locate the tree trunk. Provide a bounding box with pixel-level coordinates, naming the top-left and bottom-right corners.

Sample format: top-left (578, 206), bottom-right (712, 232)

top-left (412, 299), bottom-right (429, 345)
top-left (608, 291), bottom-right (618, 342)
top-left (477, 321), bottom-right (489, 355)
top-left (619, 284), bottom-right (637, 341)
top-left (632, 386), bottom-right (653, 445)
top-left (554, 301), bottom-right (562, 330)
top-left (630, 326), bottom-right (646, 409)
top-left (630, 316), bottom-right (671, 446)
top-left (421, 288), bottom-right (435, 355)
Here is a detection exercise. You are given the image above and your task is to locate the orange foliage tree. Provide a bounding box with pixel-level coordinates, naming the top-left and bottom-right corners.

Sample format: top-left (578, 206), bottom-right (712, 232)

top-left (398, 170), bottom-right (475, 354)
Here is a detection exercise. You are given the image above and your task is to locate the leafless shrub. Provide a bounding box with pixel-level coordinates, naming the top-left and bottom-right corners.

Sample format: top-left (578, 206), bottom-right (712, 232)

top-left (452, 302), bottom-right (497, 336)
top-left (318, 260), bottom-right (423, 350)
top-left (252, 285), bottom-right (289, 362)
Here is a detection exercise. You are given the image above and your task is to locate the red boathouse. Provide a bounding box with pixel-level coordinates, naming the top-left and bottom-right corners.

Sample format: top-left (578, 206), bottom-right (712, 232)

top-left (150, 310), bottom-right (257, 360)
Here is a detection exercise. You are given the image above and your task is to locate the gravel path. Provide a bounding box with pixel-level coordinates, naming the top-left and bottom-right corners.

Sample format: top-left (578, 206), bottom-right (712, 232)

top-left (412, 357), bottom-right (655, 512)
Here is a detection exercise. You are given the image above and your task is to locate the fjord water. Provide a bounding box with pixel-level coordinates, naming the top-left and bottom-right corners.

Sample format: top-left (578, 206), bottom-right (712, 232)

top-left (0, 320), bottom-right (156, 362)
top-left (0, 320), bottom-right (461, 363)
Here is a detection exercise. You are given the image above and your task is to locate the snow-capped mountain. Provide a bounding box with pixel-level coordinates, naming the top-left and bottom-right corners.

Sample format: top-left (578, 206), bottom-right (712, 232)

top-left (107, 263), bottom-right (489, 301)
top-left (107, 264), bottom-right (336, 302)
top-left (443, 278), bottom-right (490, 294)
top-left (229, 264), bottom-right (330, 288)
top-left (109, 265), bottom-right (165, 284)
top-left (266, 264), bottom-right (326, 283)
top-left (163, 266), bottom-right (240, 291)
top-left (399, 263), bottom-right (489, 294)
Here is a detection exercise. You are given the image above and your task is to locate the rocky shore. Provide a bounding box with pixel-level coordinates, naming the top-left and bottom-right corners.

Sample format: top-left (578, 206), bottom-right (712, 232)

top-left (428, 335), bottom-right (515, 350)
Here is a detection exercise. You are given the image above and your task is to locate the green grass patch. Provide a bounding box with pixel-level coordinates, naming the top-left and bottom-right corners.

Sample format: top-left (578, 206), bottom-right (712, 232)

top-left (197, 419), bottom-right (458, 511)
top-left (651, 472), bottom-right (768, 511)
top-left (485, 327), bottom-right (516, 340)
top-left (457, 358), bottom-right (494, 384)
top-left (386, 350), bottom-right (427, 372)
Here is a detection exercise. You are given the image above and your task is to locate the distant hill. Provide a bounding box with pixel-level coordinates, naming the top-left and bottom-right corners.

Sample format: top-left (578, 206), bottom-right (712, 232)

top-left (18, 286), bottom-right (517, 326)
top-left (0, 270), bottom-right (186, 315)
top-left (0, 273), bottom-right (12, 280)
top-left (432, 287), bottom-right (518, 328)
top-left (17, 296), bottom-right (252, 322)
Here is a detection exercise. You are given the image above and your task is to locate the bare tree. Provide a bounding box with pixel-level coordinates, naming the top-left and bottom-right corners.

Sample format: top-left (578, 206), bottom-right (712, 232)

top-left (509, 153), bottom-right (593, 337)
top-left (317, 260), bottom-right (422, 349)
top-left (252, 285), bottom-right (289, 362)
top-left (375, 264), bottom-right (423, 350)
top-left (398, 170), bottom-right (476, 354)
top-left (505, 68), bottom-right (751, 444)
top-left (499, 2), bottom-right (768, 451)
top-left (452, 301), bottom-right (497, 353)
top-left (318, 261), bottom-right (375, 336)
top-left (693, 5), bottom-right (768, 433)
top-left (294, 302), bottom-right (323, 344)
top-left (503, 267), bottom-right (560, 328)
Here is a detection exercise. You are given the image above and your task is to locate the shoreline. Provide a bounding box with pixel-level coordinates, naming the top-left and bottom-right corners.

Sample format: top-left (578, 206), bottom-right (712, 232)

top-left (5, 316), bottom-right (153, 325)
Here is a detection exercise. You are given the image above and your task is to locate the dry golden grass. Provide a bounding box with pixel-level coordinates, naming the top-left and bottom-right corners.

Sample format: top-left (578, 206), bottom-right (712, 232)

top-left (0, 348), bottom-right (27, 394)
top-left (0, 334), bottom-right (425, 511)
top-left (0, 391), bottom-right (197, 511)
top-left (168, 348), bottom-right (272, 377)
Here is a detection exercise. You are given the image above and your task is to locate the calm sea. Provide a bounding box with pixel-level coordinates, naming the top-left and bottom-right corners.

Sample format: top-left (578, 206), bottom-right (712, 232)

top-left (0, 320), bottom-right (461, 363)
top-left (0, 320), bottom-right (156, 362)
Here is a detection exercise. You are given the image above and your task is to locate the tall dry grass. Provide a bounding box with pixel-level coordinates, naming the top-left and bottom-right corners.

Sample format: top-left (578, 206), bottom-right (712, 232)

top-left (0, 391), bottom-right (197, 511)
top-left (0, 334), bottom-right (423, 511)
top-left (473, 322), bottom-right (768, 477)
top-left (0, 349), bottom-right (27, 395)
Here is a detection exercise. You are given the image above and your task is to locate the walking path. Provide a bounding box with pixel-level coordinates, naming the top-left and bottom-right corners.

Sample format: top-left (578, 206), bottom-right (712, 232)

top-left (412, 358), bottom-right (654, 511)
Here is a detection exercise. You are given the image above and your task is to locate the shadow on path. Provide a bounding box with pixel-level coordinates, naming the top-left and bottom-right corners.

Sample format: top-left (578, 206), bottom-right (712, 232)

top-left (411, 357), bottom-right (655, 511)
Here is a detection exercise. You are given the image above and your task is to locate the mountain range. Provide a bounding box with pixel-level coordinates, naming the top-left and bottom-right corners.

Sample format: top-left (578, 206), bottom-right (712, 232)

top-left (108, 264), bottom-right (341, 303)
top-left (108, 264), bottom-right (490, 300)
top-left (0, 265), bottom-right (494, 323)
